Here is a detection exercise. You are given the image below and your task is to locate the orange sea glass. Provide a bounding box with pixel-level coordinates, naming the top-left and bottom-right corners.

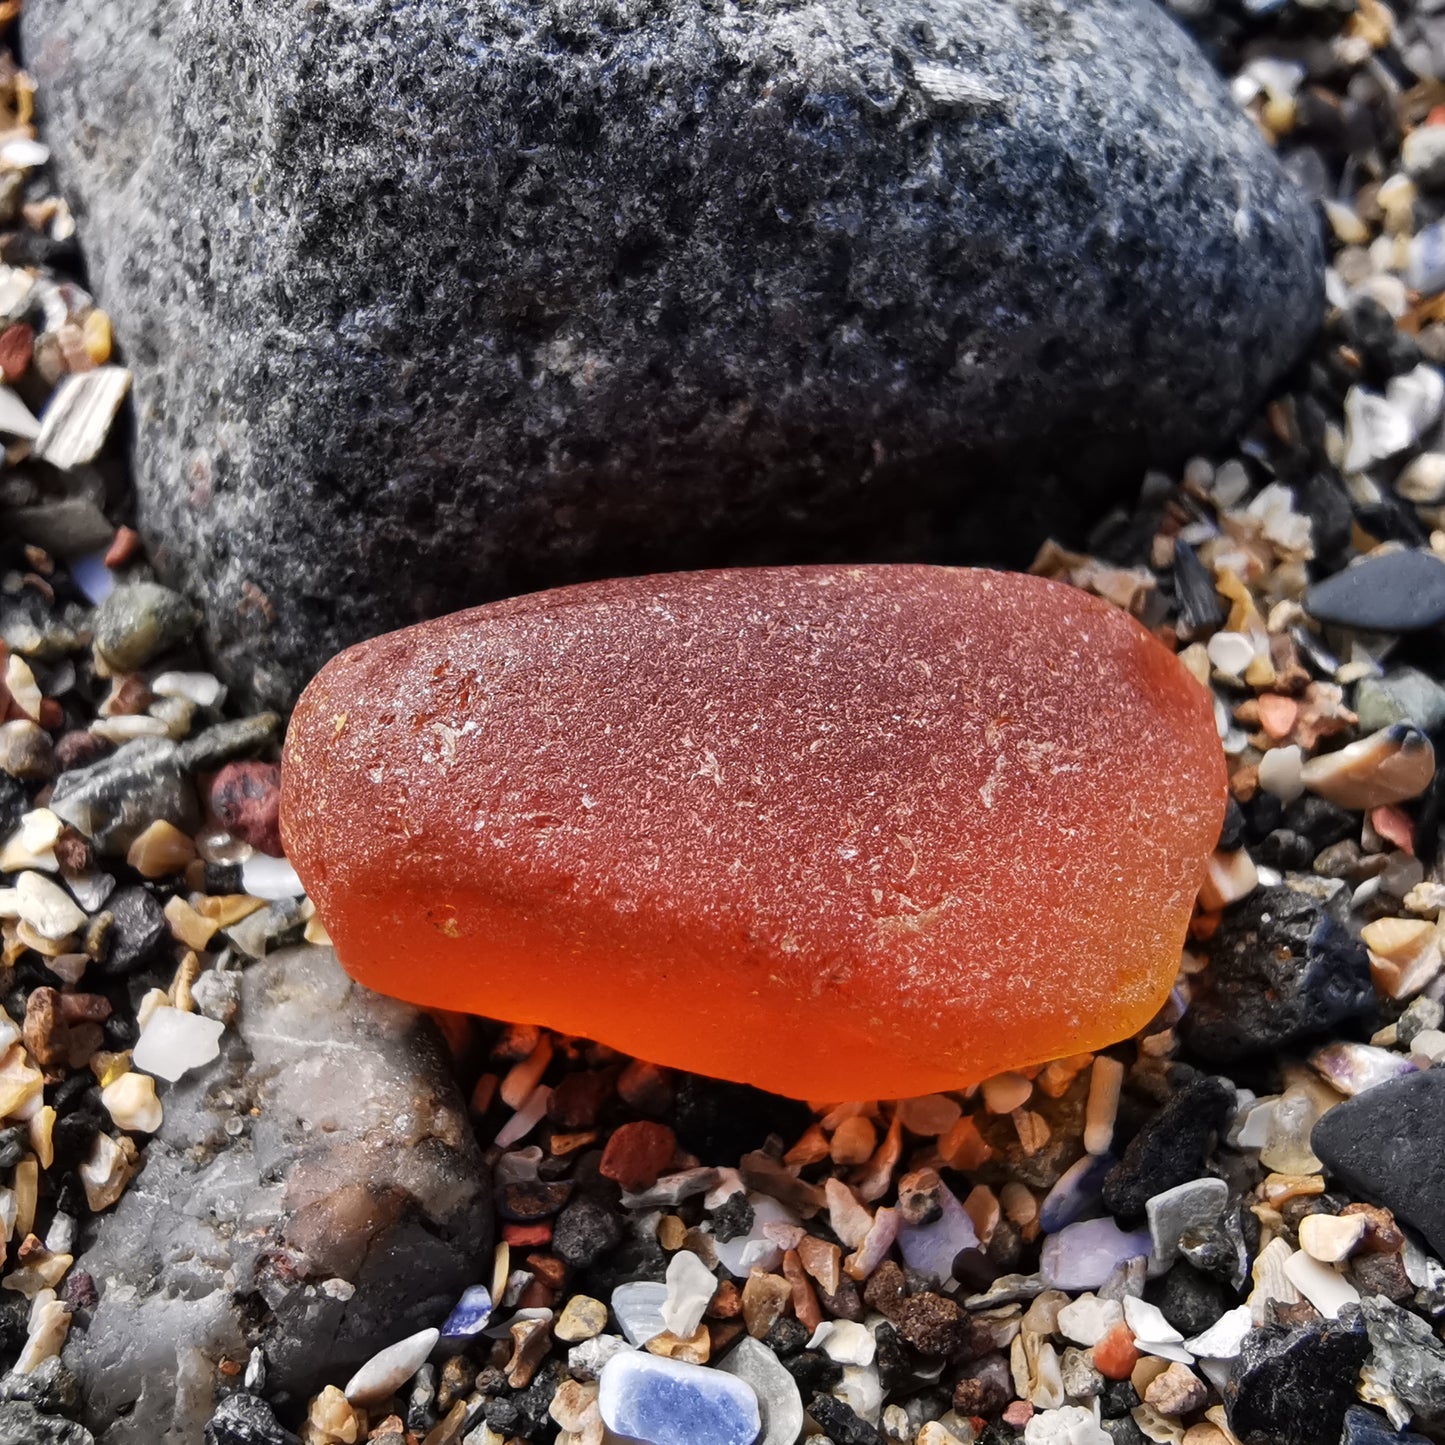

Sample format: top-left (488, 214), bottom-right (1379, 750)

top-left (280, 565), bottom-right (1225, 1100)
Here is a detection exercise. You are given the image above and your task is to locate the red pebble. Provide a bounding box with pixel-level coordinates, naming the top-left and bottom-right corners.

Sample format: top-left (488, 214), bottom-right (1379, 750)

top-left (599, 1121), bottom-right (677, 1192)
top-left (53, 730), bottom-right (112, 772)
top-left (209, 761), bottom-right (283, 855)
top-left (103, 526), bottom-right (142, 568)
top-left (502, 1222), bottom-right (552, 1248)
top-left (1093, 1322), bottom-right (1141, 1380)
top-left (0, 323), bottom-right (33, 383)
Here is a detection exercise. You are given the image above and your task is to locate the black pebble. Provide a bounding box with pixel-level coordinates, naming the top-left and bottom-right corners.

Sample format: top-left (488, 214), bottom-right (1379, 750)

top-left (783, 1349), bottom-right (844, 1394)
top-left (873, 1321), bottom-right (911, 1393)
top-left (1256, 828), bottom-right (1315, 871)
top-left (98, 886), bottom-right (168, 976)
top-left (1173, 540), bottom-right (1224, 633)
top-left (551, 1194), bottom-right (622, 1268)
top-left (0, 774), bottom-right (27, 837)
top-left (764, 1317), bottom-right (810, 1358)
top-left (1144, 1260), bottom-right (1235, 1338)
top-left (709, 1192), bottom-right (754, 1243)
top-left (204, 1394), bottom-right (301, 1445)
top-left (1102, 1075), bottom-right (1235, 1220)
top-left (1100, 1380), bottom-right (1140, 1418)
top-left (1101, 1417), bottom-right (1148, 1445)
top-left (1312, 1070), bottom-right (1445, 1260)
top-left (1281, 795), bottom-right (1358, 849)
top-left (0, 1128), bottom-right (26, 1172)
top-left (671, 1075), bottom-right (812, 1162)
top-left (1181, 885), bottom-right (1376, 1064)
top-left (1224, 1309), bottom-right (1369, 1445)
top-left (807, 1394), bottom-right (885, 1445)
top-left (1304, 549), bottom-right (1445, 633)
top-left (1217, 797), bottom-right (1247, 852)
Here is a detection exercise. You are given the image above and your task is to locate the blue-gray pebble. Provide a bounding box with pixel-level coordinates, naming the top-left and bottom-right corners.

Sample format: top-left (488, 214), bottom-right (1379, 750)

top-left (1304, 549), bottom-right (1445, 632)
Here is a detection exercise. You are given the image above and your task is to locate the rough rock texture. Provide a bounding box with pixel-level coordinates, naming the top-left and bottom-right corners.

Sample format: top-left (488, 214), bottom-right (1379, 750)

top-left (25, 0), bottom-right (1322, 708)
top-left (62, 947), bottom-right (491, 1445)
top-left (1312, 1070), bottom-right (1445, 1261)
top-left (1180, 884), bottom-right (1377, 1064)
top-left (283, 565), bottom-right (1226, 1100)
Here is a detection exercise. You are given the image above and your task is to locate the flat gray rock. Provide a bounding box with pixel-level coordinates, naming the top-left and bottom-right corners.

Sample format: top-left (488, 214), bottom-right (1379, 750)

top-left (26, 0), bottom-right (1322, 708)
top-left (62, 947), bottom-right (490, 1444)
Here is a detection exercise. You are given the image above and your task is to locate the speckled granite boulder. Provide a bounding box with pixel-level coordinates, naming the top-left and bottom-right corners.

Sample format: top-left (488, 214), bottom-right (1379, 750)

top-left (26, 0), bottom-right (1322, 708)
top-left (62, 947), bottom-right (490, 1445)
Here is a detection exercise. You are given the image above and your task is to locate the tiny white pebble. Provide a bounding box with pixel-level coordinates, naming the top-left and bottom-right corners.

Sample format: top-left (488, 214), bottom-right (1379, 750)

top-left (1206, 630), bottom-right (1257, 679)
top-left (1258, 745), bottom-right (1304, 803)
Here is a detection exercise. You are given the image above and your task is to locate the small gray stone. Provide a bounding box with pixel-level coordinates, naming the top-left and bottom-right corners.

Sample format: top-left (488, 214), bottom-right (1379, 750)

top-left (1399, 997), bottom-right (1445, 1050)
top-left (1354, 669), bottom-right (1445, 735)
top-left (1145, 1177), bottom-right (1229, 1272)
top-left (26, 0), bottom-right (1323, 709)
top-left (717, 1337), bottom-right (804, 1445)
top-left (91, 582), bottom-right (199, 673)
top-left (0, 1356), bottom-right (82, 1412)
top-left (64, 946), bottom-right (491, 1444)
top-left (1360, 1296), bottom-right (1445, 1426)
top-left (0, 1404), bottom-right (94, 1445)
top-left (0, 720), bottom-right (56, 781)
top-left (203, 1393), bottom-right (299, 1445)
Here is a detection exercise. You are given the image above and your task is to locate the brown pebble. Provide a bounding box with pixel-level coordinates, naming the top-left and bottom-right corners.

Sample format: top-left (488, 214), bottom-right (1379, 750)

top-left (599, 1121), bottom-right (677, 1192)
top-left (525, 1252), bottom-right (567, 1290)
top-left (741, 1270), bottom-right (792, 1338)
top-left (52, 827), bottom-right (93, 874)
top-left (708, 1280), bottom-right (743, 1320)
top-left (53, 730), bottom-right (111, 772)
top-left (22, 988), bottom-right (66, 1070)
top-left (1348, 1249), bottom-right (1413, 1303)
top-left (57, 993), bottom-right (111, 1025)
top-left (1341, 1201), bottom-right (1406, 1254)
top-left (103, 526), bottom-right (142, 569)
top-left (797, 1234), bottom-right (843, 1295)
top-left (617, 1059), bottom-right (673, 1116)
top-left (0, 323), bottom-right (33, 382)
top-left (782, 1249), bottom-right (823, 1333)
top-left (548, 1069), bottom-right (615, 1128)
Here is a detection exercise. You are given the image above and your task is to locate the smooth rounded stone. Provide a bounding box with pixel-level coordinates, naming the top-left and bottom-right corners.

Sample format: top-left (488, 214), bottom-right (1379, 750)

top-left (1298, 1213), bottom-right (1366, 1265)
top-left (1040, 1219), bottom-right (1151, 1292)
top-left (239, 853), bottom-right (304, 901)
top-left (14, 871), bottom-right (87, 941)
top-left (717, 1337), bottom-right (803, 1445)
top-left (62, 946), bottom-right (491, 1440)
top-left (1304, 550), bottom-right (1445, 633)
top-left (554, 1294), bottom-right (607, 1343)
top-left (599, 1350), bottom-right (761, 1445)
top-left (1354, 669), bottom-right (1445, 735)
top-left (283, 566), bottom-right (1224, 1099)
top-left (0, 720), bottom-right (55, 781)
top-left (1145, 1177), bottom-right (1229, 1272)
top-left (1223, 1312), bottom-right (1369, 1445)
top-left (1301, 724), bottom-right (1436, 811)
top-left (26, 0), bottom-right (1322, 710)
top-left (1312, 1069), bottom-right (1445, 1261)
top-left (1181, 884), bottom-right (1375, 1064)
top-left (90, 582), bottom-right (199, 673)
top-left (345, 1327), bottom-right (439, 1406)
top-left (897, 1184), bottom-right (978, 1284)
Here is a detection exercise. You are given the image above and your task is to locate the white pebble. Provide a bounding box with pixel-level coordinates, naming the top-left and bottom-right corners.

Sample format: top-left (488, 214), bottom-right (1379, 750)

top-left (1282, 1249), bottom-right (1360, 1319)
top-left (100, 1072), bottom-right (163, 1133)
top-left (1398, 452), bottom-right (1445, 504)
top-left (1409, 1028), bottom-right (1445, 1062)
top-left (132, 1006), bottom-right (225, 1083)
top-left (1056, 1293), bottom-right (1123, 1347)
top-left (14, 872), bottom-right (86, 941)
top-left (344, 1326), bottom-right (439, 1405)
top-left (1206, 630), bottom-right (1257, 679)
top-left (1185, 1303), bottom-right (1253, 1361)
top-left (1258, 745), bottom-right (1304, 803)
top-left (808, 1320), bottom-right (876, 1366)
top-left (90, 716), bottom-right (169, 743)
top-left (612, 1280), bottom-right (669, 1347)
top-left (1124, 1296), bottom-right (1193, 1365)
top-left (150, 671), bottom-right (227, 708)
top-left (1344, 387), bottom-right (1415, 472)
top-left (0, 139), bottom-right (49, 170)
top-left (1390, 365), bottom-right (1445, 442)
top-left (660, 1250), bottom-right (716, 1339)
top-left (241, 853), bottom-right (305, 900)
top-left (1023, 1404), bottom-right (1111, 1445)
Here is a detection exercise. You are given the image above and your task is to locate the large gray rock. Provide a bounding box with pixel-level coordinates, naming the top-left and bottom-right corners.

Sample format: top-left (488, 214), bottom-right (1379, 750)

top-left (25, 0), bottom-right (1322, 708)
top-left (63, 947), bottom-right (490, 1444)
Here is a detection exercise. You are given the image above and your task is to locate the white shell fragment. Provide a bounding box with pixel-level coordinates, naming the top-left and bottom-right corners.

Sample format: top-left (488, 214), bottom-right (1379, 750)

top-left (132, 1006), bottom-right (225, 1083)
top-left (660, 1250), bottom-right (717, 1339)
top-left (344, 1326), bottom-right (439, 1405)
top-left (1282, 1248), bottom-right (1360, 1319)
top-left (32, 366), bottom-right (133, 471)
top-left (1343, 387), bottom-right (1415, 473)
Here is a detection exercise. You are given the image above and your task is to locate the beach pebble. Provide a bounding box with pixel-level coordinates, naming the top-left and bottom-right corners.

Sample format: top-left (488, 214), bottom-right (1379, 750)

top-left (599, 1350), bottom-right (760, 1445)
top-left (1225, 1312), bottom-right (1368, 1445)
top-left (1299, 1213), bottom-right (1367, 1264)
top-left (131, 1006), bottom-right (225, 1082)
top-left (1146, 1178), bottom-right (1229, 1271)
top-left (439, 1284), bottom-right (493, 1341)
top-left (612, 1280), bottom-right (669, 1348)
top-left (1041, 1219), bottom-right (1152, 1292)
top-left (661, 1250), bottom-right (717, 1339)
top-left (100, 1072), bottom-right (162, 1134)
top-left (91, 582), bottom-right (198, 673)
top-left (344, 1327), bottom-right (438, 1406)
top-left (1304, 550), bottom-right (1445, 633)
top-left (717, 1337), bottom-right (802, 1445)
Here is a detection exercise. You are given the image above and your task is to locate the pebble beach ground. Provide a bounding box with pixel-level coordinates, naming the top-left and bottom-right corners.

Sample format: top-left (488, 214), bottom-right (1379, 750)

top-left (8, 3), bottom-right (1445, 1445)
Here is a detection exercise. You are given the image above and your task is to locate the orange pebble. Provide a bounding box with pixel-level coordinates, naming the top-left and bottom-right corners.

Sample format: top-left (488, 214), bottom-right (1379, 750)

top-left (1371, 805), bottom-right (1415, 856)
top-left (1093, 1322), bottom-right (1141, 1380)
top-left (1257, 694), bottom-right (1299, 741)
top-left (283, 566), bottom-right (1225, 1099)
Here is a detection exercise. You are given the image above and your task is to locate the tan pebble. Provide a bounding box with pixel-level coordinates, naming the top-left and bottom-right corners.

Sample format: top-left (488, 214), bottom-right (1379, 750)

top-left (1301, 726), bottom-right (1436, 810)
top-left (784, 1123), bottom-right (831, 1166)
top-left (1299, 1212), bottom-right (1367, 1263)
top-left (981, 1071), bottom-right (1032, 1114)
top-left (79, 1134), bottom-right (132, 1212)
top-left (1144, 1361), bottom-right (1209, 1417)
top-left (656, 1214), bottom-right (686, 1252)
top-left (163, 895), bottom-right (219, 951)
top-left (1085, 1055), bottom-right (1125, 1155)
top-left (14, 1293), bottom-right (70, 1376)
top-left (506, 1316), bottom-right (553, 1388)
top-left (1131, 1354), bottom-right (1172, 1396)
top-left (1198, 848), bottom-right (1259, 911)
top-left (100, 1072), bottom-right (162, 1134)
top-left (1181, 1426), bottom-right (1231, 1445)
top-left (644, 1324), bottom-right (709, 1364)
top-left (1012, 1108), bottom-right (1050, 1156)
top-left (548, 1378), bottom-right (599, 1433)
top-left (741, 1270), bottom-right (791, 1339)
top-left (796, 1234), bottom-right (841, 1296)
top-left (302, 1384), bottom-right (363, 1445)
top-left (125, 821), bottom-right (197, 879)
top-left (829, 1114), bottom-right (876, 1165)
